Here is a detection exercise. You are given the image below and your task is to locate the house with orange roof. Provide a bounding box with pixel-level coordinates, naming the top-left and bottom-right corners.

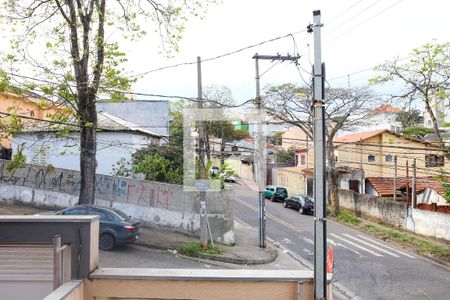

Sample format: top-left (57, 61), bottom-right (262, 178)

top-left (0, 91), bottom-right (64, 158)
top-left (332, 129), bottom-right (450, 178)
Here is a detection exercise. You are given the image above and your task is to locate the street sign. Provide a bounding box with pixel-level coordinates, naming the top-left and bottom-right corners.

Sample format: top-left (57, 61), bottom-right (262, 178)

top-left (326, 246), bottom-right (334, 274)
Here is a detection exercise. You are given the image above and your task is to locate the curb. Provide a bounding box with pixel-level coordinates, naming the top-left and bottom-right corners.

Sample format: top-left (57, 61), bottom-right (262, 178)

top-left (196, 247), bottom-right (278, 265)
top-left (135, 240), bottom-right (278, 266)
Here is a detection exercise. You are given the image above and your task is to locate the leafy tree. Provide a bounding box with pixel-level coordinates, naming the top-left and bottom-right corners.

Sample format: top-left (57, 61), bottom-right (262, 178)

top-left (396, 109), bottom-right (422, 129)
top-left (371, 41), bottom-right (450, 149)
top-left (401, 126), bottom-right (435, 139)
top-left (0, 0), bottom-right (215, 204)
top-left (435, 170), bottom-right (450, 204)
top-left (264, 83), bottom-right (375, 216)
top-left (276, 147), bottom-right (295, 164)
top-left (133, 154), bottom-right (182, 184)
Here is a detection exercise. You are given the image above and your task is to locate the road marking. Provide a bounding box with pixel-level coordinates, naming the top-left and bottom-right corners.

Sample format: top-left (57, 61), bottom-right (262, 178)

top-left (343, 234), bottom-right (400, 257)
top-left (234, 198), bottom-right (303, 233)
top-left (303, 237), bottom-right (314, 245)
top-left (330, 233), bottom-right (384, 257)
top-left (356, 234), bottom-right (415, 259)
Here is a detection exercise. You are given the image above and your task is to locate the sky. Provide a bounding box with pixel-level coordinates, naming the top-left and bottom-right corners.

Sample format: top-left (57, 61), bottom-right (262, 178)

top-left (118, 0), bottom-right (450, 106)
top-left (1, 0), bottom-right (450, 108)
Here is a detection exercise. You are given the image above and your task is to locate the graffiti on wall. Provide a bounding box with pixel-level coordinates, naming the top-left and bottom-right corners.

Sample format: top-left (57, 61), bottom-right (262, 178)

top-left (0, 160), bottom-right (173, 209)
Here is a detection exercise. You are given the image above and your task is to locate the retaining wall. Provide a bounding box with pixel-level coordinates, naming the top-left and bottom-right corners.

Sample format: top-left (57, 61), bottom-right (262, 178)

top-left (339, 189), bottom-right (450, 241)
top-left (0, 160), bottom-right (235, 244)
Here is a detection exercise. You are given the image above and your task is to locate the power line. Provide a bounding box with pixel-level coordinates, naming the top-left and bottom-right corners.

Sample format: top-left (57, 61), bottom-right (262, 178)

top-left (324, 0), bottom-right (404, 46)
top-left (126, 29), bottom-right (307, 78)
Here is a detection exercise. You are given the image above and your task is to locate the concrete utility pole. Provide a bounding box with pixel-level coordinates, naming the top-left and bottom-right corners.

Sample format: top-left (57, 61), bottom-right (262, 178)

top-left (310, 10), bottom-right (327, 300)
top-left (253, 52), bottom-right (300, 249)
top-left (197, 56), bottom-right (208, 249)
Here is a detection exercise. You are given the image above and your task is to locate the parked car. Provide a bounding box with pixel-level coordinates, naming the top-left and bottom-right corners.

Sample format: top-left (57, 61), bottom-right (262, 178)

top-left (220, 171), bottom-right (236, 183)
top-left (283, 195), bottom-right (315, 215)
top-left (264, 186), bottom-right (288, 202)
top-left (55, 205), bottom-right (140, 251)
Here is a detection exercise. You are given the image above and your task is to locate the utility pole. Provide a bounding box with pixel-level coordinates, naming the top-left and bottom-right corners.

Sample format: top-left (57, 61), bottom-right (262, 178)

top-left (393, 156), bottom-right (397, 201)
top-left (197, 56), bottom-right (208, 249)
top-left (359, 139), bottom-right (364, 194)
top-left (253, 52), bottom-right (300, 249)
top-left (309, 10), bottom-right (327, 300)
top-left (254, 53), bottom-right (266, 249)
top-left (412, 159), bottom-right (417, 208)
top-left (406, 160), bottom-right (410, 207)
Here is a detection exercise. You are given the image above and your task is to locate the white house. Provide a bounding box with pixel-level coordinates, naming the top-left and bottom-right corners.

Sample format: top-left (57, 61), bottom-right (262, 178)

top-left (12, 112), bottom-right (162, 175)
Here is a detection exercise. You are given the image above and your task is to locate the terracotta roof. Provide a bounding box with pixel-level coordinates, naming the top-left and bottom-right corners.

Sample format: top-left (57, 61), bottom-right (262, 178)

top-left (334, 129), bottom-right (433, 147)
top-left (366, 176), bottom-right (448, 197)
top-left (369, 103), bottom-right (400, 115)
top-left (334, 129), bottom-right (387, 144)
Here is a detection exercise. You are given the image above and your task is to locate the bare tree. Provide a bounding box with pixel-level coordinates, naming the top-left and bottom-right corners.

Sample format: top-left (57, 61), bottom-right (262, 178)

top-left (0, 0), bottom-right (215, 204)
top-left (371, 41), bottom-right (450, 149)
top-left (264, 83), bottom-right (375, 215)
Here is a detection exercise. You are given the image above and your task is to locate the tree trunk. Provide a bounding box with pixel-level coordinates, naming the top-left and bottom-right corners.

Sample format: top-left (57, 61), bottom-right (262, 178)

top-left (424, 98), bottom-right (445, 149)
top-left (78, 94), bottom-right (97, 204)
top-left (327, 143), bottom-right (339, 216)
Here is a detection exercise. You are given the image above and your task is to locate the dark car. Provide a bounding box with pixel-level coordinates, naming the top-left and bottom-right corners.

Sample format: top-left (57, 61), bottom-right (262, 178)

top-left (55, 205), bottom-right (140, 251)
top-left (264, 186), bottom-right (288, 202)
top-left (283, 195), bottom-right (315, 215)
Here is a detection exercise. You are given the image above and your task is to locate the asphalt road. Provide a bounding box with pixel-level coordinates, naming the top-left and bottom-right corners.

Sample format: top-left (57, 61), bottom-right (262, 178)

top-left (232, 182), bottom-right (450, 300)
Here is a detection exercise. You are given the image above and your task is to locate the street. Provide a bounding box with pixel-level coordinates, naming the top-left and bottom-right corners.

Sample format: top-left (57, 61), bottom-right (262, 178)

top-left (232, 182), bottom-right (450, 300)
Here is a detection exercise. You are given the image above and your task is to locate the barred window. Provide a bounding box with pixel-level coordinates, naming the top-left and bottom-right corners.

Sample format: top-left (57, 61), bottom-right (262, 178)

top-left (425, 154), bottom-right (444, 167)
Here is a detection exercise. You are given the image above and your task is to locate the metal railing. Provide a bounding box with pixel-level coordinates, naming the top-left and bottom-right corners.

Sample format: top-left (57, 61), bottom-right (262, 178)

top-left (53, 236), bottom-right (71, 290)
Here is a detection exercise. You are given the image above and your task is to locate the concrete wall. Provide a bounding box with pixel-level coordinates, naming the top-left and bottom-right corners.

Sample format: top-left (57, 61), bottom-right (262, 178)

top-left (339, 189), bottom-right (406, 228)
top-left (407, 209), bottom-right (450, 241)
top-left (339, 189), bottom-right (450, 241)
top-left (0, 159), bottom-right (235, 244)
top-left (83, 268), bottom-right (332, 300)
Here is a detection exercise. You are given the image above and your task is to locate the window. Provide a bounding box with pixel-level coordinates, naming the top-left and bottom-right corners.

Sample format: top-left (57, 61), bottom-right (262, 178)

top-left (425, 154), bottom-right (444, 167)
top-left (300, 155), bottom-right (306, 165)
top-left (368, 155), bottom-right (375, 162)
top-left (385, 155), bottom-right (393, 163)
top-left (29, 111), bottom-right (35, 117)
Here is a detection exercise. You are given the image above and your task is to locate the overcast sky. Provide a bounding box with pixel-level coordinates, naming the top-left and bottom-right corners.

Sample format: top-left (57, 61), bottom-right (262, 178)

top-left (1, 0), bottom-right (449, 107)
top-left (119, 0), bottom-right (450, 105)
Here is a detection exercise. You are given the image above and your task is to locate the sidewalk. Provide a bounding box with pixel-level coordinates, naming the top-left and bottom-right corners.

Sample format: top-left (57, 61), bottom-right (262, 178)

top-left (238, 178), bottom-right (259, 192)
top-left (136, 218), bottom-right (278, 265)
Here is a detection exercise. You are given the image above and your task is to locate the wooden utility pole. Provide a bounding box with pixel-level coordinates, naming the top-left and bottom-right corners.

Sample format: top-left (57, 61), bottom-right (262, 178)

top-left (406, 161), bottom-right (410, 207)
top-left (412, 159), bottom-right (417, 208)
top-left (393, 156), bottom-right (397, 201)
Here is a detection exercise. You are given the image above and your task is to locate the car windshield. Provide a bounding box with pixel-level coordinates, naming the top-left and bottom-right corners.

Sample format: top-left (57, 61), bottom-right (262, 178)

top-left (276, 188), bottom-right (286, 193)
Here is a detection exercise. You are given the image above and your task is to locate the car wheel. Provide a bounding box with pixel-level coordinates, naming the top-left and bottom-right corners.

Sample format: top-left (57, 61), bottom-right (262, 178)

top-left (270, 195), bottom-right (275, 202)
top-left (299, 207), bottom-right (304, 214)
top-left (99, 233), bottom-right (115, 251)
top-left (283, 201), bottom-right (288, 208)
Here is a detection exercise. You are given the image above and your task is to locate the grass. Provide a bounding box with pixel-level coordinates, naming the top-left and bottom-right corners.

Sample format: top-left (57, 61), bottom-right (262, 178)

top-left (363, 224), bottom-right (450, 260)
top-left (177, 241), bottom-right (222, 257)
top-left (335, 211), bottom-right (360, 226)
